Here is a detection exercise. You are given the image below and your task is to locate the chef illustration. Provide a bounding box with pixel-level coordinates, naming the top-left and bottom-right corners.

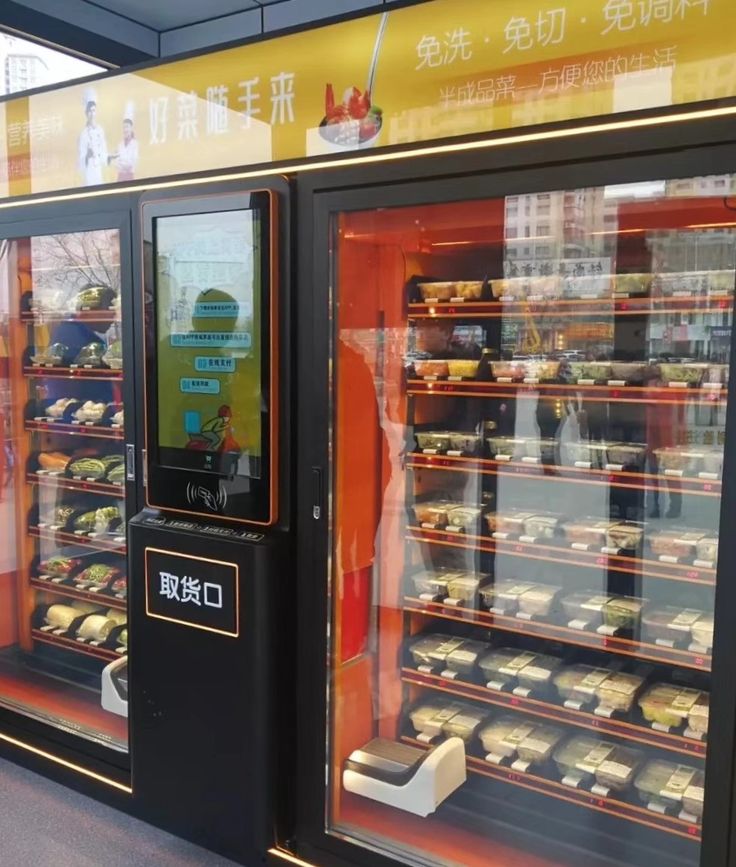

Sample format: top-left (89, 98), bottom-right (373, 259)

top-left (78, 87), bottom-right (108, 186)
top-left (113, 101), bottom-right (138, 182)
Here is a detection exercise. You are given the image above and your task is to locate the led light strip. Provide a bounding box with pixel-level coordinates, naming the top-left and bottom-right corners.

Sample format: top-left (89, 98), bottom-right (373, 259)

top-left (0, 730), bottom-right (132, 793)
top-left (268, 848), bottom-right (318, 867)
top-left (1, 103), bottom-right (735, 210)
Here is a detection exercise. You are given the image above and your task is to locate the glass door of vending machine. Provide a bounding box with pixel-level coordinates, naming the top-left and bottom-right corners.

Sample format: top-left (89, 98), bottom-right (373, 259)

top-left (0, 216), bottom-right (132, 764)
top-left (314, 171), bottom-right (736, 867)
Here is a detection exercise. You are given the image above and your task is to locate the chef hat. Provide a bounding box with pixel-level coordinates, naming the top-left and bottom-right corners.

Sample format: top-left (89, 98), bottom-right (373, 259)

top-left (123, 100), bottom-right (135, 123)
top-left (83, 86), bottom-right (97, 111)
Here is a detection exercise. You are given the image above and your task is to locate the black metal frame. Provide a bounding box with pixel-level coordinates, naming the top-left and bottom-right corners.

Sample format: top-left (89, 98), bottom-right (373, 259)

top-left (294, 114), bottom-right (736, 867)
top-left (0, 199), bottom-right (136, 781)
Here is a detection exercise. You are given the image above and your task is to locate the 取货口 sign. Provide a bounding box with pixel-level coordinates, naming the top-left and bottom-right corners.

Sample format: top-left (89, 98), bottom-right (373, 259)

top-left (145, 547), bottom-right (239, 637)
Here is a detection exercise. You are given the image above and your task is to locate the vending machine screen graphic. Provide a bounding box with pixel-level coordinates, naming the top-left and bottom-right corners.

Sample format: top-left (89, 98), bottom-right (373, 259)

top-left (154, 209), bottom-right (263, 478)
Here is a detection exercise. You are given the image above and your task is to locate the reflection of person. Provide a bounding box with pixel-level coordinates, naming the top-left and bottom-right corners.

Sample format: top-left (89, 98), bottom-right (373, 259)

top-left (113, 102), bottom-right (138, 182)
top-left (78, 88), bottom-right (108, 186)
top-left (336, 338), bottom-right (390, 663)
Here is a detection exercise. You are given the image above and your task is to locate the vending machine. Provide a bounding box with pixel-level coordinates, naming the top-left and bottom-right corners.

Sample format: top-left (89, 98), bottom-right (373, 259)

top-left (0, 201), bottom-right (136, 785)
top-left (128, 177), bottom-right (291, 864)
top-left (291, 123), bottom-right (736, 867)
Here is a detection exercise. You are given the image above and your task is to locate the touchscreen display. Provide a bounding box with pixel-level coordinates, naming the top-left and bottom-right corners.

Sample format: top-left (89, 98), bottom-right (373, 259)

top-left (155, 209), bottom-right (263, 478)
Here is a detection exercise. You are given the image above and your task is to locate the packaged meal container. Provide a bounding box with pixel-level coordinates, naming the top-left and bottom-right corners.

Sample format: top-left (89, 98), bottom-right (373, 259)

top-left (683, 771), bottom-right (705, 819)
top-left (487, 436), bottom-right (529, 459)
top-left (479, 717), bottom-right (564, 765)
top-left (446, 574), bottom-right (485, 604)
top-left (445, 639), bottom-right (489, 675)
top-left (610, 361), bottom-right (647, 383)
top-left (417, 282), bottom-right (455, 302)
top-left (570, 361), bottom-right (612, 382)
top-left (409, 700), bottom-right (466, 738)
top-left (634, 761), bottom-right (700, 806)
top-left (452, 280), bottom-right (485, 300)
top-left (414, 359), bottom-right (450, 378)
top-left (522, 513), bottom-right (560, 540)
top-left (704, 363), bottom-right (729, 385)
top-left (648, 529), bottom-right (709, 559)
top-left (563, 441), bottom-right (610, 468)
top-left (447, 506), bottom-right (483, 532)
top-left (485, 510), bottom-right (538, 535)
top-left (408, 699), bottom-right (449, 733)
top-left (691, 614), bottom-right (714, 650)
top-left (695, 537), bottom-right (718, 562)
top-left (654, 446), bottom-right (704, 473)
top-left (478, 648), bottom-right (538, 687)
top-left (688, 693), bottom-right (709, 736)
top-left (413, 500), bottom-right (455, 527)
top-left (638, 684), bottom-right (703, 728)
top-left (605, 521), bottom-right (645, 551)
top-left (561, 592), bottom-right (617, 626)
top-left (642, 607), bottom-right (705, 644)
top-left (523, 359), bottom-right (560, 381)
top-left (447, 359), bottom-right (480, 379)
top-left (479, 716), bottom-right (533, 759)
top-left (562, 274), bottom-right (613, 298)
top-left (409, 634), bottom-right (462, 669)
top-left (602, 596), bottom-right (645, 631)
top-left (448, 432), bottom-right (482, 455)
top-left (524, 438), bottom-right (559, 463)
top-left (562, 518), bottom-right (618, 546)
top-left (490, 278), bottom-right (526, 300)
top-left (700, 447), bottom-right (724, 476)
top-left (515, 653), bottom-right (562, 690)
top-left (490, 360), bottom-right (526, 380)
top-left (605, 444), bottom-right (646, 470)
top-left (595, 672), bottom-right (646, 713)
top-left (554, 665), bottom-right (614, 705)
top-left (595, 746), bottom-right (644, 792)
top-left (442, 704), bottom-right (487, 742)
top-left (707, 269), bottom-right (735, 296)
top-left (411, 570), bottom-right (460, 598)
top-left (553, 736), bottom-right (616, 778)
top-left (614, 273), bottom-right (652, 296)
top-left (415, 431), bottom-right (453, 452)
top-left (489, 579), bottom-right (540, 612)
top-left (655, 272), bottom-right (705, 296)
top-left (517, 584), bottom-right (561, 618)
top-left (659, 362), bottom-right (709, 386)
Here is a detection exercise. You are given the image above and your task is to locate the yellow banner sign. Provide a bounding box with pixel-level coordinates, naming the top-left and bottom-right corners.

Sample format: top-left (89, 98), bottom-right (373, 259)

top-left (0, 0), bottom-right (734, 197)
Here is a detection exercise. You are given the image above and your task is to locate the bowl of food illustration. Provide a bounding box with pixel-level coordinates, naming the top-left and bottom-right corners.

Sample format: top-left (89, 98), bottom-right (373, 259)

top-left (319, 84), bottom-right (383, 149)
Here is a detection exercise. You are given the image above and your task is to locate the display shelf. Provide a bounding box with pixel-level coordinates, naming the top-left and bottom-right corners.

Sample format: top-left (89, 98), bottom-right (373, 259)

top-left (401, 669), bottom-right (706, 759)
top-left (23, 366), bottom-right (122, 381)
top-left (20, 310), bottom-right (119, 325)
top-left (31, 628), bottom-right (121, 662)
top-left (408, 295), bottom-right (733, 320)
top-left (25, 420), bottom-right (124, 441)
top-left (30, 576), bottom-right (126, 611)
top-left (27, 473), bottom-right (123, 498)
top-left (407, 453), bottom-right (721, 499)
top-left (400, 736), bottom-right (701, 842)
top-left (406, 526), bottom-right (716, 586)
top-left (29, 525), bottom-right (126, 553)
top-left (407, 379), bottom-right (727, 407)
top-left (403, 598), bottom-right (711, 672)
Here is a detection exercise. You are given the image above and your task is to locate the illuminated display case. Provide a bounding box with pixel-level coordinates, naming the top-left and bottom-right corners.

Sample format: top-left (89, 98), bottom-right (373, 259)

top-left (0, 218), bottom-right (132, 761)
top-left (300, 161), bottom-right (736, 867)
